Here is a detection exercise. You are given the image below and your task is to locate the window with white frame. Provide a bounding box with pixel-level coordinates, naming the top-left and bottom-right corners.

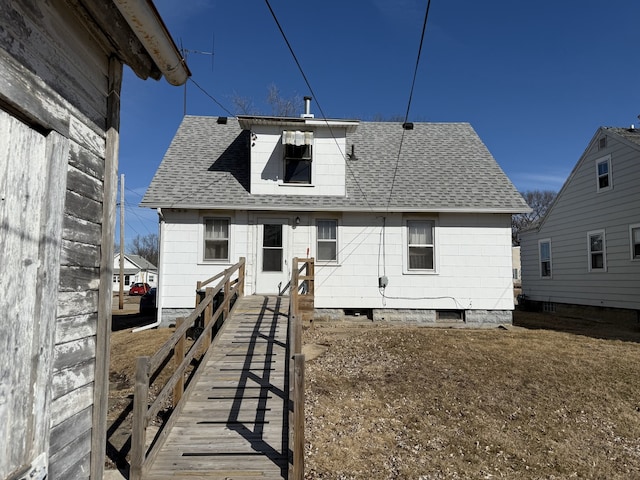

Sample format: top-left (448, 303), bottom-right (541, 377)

top-left (588, 230), bottom-right (606, 271)
top-left (203, 218), bottom-right (230, 261)
top-left (407, 220), bottom-right (435, 270)
top-left (316, 219), bottom-right (337, 262)
top-left (282, 130), bottom-right (313, 184)
top-left (539, 239), bottom-right (551, 277)
top-left (630, 224), bottom-right (640, 260)
top-left (596, 156), bottom-right (611, 191)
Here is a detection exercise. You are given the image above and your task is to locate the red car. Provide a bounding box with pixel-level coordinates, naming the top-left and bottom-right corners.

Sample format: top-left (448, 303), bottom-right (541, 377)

top-left (129, 282), bottom-right (151, 295)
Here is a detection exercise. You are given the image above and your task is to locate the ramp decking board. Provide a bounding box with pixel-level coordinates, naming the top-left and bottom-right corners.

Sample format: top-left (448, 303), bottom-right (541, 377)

top-left (143, 296), bottom-right (290, 479)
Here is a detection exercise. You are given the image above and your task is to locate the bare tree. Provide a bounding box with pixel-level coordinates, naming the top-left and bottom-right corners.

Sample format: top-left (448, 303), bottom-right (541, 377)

top-left (512, 190), bottom-right (557, 245)
top-left (128, 233), bottom-right (159, 267)
top-left (266, 84), bottom-right (302, 117)
top-left (231, 85), bottom-right (302, 117)
top-left (230, 92), bottom-right (258, 115)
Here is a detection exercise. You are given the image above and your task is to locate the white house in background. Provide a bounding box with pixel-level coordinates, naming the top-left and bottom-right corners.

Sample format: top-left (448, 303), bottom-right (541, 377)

top-left (141, 104), bottom-right (529, 327)
top-left (520, 126), bottom-right (640, 319)
top-left (113, 253), bottom-right (157, 291)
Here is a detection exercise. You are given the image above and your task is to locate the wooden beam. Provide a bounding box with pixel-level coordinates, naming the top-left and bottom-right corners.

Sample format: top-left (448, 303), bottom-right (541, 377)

top-left (90, 55), bottom-right (122, 480)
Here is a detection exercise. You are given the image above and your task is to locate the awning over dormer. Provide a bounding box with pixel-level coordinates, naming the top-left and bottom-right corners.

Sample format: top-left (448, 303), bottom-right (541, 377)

top-left (282, 130), bottom-right (313, 146)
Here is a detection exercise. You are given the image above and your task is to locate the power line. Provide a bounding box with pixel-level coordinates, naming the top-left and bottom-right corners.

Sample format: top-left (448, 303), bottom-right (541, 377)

top-left (386, 0), bottom-right (433, 211)
top-left (263, 0), bottom-right (378, 213)
top-left (188, 77), bottom-right (235, 117)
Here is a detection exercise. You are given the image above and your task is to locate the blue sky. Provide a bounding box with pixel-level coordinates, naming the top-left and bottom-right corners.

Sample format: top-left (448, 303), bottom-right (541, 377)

top-left (117, 0), bottom-right (640, 247)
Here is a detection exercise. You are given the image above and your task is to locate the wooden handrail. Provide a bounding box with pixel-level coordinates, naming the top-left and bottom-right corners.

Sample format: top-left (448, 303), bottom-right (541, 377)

top-left (130, 257), bottom-right (246, 480)
top-left (288, 257), bottom-right (314, 480)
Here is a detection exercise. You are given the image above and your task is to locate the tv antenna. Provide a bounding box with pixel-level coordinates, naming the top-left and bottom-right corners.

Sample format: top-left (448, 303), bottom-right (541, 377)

top-left (180, 35), bottom-right (215, 116)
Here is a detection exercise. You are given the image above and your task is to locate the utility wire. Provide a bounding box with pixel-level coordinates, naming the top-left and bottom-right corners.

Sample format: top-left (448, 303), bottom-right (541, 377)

top-left (188, 77), bottom-right (235, 117)
top-left (386, 0), bottom-right (433, 211)
top-left (264, 0), bottom-right (377, 213)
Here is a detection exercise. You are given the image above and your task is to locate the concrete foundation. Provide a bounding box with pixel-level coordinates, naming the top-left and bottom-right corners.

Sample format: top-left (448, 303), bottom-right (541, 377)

top-left (314, 308), bottom-right (513, 327)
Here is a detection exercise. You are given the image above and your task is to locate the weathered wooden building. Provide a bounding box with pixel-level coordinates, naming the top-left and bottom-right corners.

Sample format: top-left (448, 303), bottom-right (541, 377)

top-left (0, 1), bottom-right (188, 479)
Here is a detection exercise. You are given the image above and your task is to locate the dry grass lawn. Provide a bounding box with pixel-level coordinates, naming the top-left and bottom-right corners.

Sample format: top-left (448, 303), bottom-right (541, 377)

top-left (107, 309), bottom-right (640, 478)
top-left (303, 312), bottom-right (640, 479)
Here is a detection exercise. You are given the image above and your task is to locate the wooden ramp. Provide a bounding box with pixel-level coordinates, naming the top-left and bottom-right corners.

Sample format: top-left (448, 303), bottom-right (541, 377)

top-left (144, 295), bottom-right (290, 479)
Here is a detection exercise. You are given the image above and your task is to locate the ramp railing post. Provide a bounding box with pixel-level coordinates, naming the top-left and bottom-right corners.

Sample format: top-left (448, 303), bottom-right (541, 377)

top-left (131, 356), bottom-right (150, 480)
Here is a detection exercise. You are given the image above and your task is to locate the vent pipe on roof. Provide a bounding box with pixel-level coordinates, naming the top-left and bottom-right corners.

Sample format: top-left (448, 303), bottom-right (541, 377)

top-left (301, 96), bottom-right (314, 118)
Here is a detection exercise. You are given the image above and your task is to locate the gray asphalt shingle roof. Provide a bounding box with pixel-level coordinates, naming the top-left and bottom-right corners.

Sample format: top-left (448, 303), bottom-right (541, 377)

top-left (141, 116), bottom-right (529, 213)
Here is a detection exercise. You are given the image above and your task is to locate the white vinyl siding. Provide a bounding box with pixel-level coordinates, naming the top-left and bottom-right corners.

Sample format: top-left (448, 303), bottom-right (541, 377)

top-left (539, 239), bottom-right (551, 277)
top-left (587, 230), bottom-right (606, 272)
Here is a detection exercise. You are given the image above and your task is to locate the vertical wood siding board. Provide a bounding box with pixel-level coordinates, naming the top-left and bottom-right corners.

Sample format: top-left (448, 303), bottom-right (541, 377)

top-left (92, 56), bottom-right (122, 480)
top-left (49, 406), bottom-right (92, 454)
top-left (67, 164), bottom-right (104, 203)
top-left (62, 214), bottom-right (101, 245)
top-left (48, 428), bottom-right (92, 479)
top-left (51, 360), bottom-right (96, 400)
top-left (64, 190), bottom-right (103, 223)
top-left (68, 142), bottom-right (105, 181)
top-left (28, 131), bottom-right (70, 467)
top-left (50, 383), bottom-right (94, 428)
top-left (0, 110), bottom-right (46, 477)
top-left (53, 336), bottom-right (96, 373)
top-left (56, 291), bottom-right (99, 318)
top-left (61, 239), bottom-right (100, 268)
top-left (55, 313), bottom-right (98, 344)
top-left (58, 265), bottom-right (101, 292)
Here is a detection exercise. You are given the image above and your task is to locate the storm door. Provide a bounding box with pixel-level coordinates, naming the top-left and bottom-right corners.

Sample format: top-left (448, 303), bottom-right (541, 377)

top-left (256, 219), bottom-right (290, 294)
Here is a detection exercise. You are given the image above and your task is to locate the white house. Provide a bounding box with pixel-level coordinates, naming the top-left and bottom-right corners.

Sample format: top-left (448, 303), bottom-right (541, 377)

top-left (113, 253), bottom-right (157, 292)
top-left (520, 126), bottom-right (640, 320)
top-left (141, 105), bottom-right (529, 327)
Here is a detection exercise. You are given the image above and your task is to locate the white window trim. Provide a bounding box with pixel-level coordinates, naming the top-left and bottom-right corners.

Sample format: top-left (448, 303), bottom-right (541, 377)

top-left (538, 238), bottom-right (552, 278)
top-left (199, 215), bottom-right (233, 264)
top-left (402, 217), bottom-right (438, 275)
top-left (595, 155), bottom-right (612, 193)
top-left (587, 229), bottom-right (607, 272)
top-left (315, 218), bottom-right (340, 264)
top-left (630, 223), bottom-right (640, 261)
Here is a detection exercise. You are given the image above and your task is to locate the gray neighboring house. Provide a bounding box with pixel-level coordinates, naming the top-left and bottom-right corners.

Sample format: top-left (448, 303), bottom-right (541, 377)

top-left (142, 113), bottom-right (529, 327)
top-left (520, 126), bottom-right (640, 319)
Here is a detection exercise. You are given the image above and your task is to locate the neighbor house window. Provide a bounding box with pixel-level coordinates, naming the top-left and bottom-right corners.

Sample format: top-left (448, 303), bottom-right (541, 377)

top-left (317, 219), bottom-right (337, 262)
top-left (124, 275), bottom-right (130, 286)
top-left (407, 220), bottom-right (435, 270)
top-left (596, 156), bottom-right (611, 191)
top-left (588, 230), bottom-right (606, 271)
top-left (204, 218), bottom-right (229, 261)
top-left (630, 224), bottom-right (640, 260)
top-left (113, 275), bottom-right (117, 283)
top-left (148, 274), bottom-right (155, 282)
top-left (539, 239), bottom-right (551, 277)
top-left (282, 130), bottom-right (313, 184)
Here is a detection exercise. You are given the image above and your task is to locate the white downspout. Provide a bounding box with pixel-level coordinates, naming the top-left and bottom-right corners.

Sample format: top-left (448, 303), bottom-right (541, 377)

top-left (132, 208), bottom-right (164, 332)
top-left (113, 0), bottom-right (190, 86)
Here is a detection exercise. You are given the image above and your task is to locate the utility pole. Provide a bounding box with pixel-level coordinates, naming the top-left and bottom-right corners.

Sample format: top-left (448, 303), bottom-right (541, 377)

top-left (119, 174), bottom-right (124, 310)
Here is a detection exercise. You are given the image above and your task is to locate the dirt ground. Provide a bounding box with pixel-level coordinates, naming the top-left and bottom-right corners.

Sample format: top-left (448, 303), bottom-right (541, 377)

top-left (106, 306), bottom-right (640, 479)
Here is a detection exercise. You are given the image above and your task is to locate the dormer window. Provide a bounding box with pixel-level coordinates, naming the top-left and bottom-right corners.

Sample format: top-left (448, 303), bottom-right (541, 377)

top-left (282, 130), bottom-right (313, 184)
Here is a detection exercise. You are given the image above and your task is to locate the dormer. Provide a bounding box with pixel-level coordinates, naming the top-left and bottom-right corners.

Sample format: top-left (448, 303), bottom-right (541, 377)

top-left (237, 106), bottom-right (359, 197)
